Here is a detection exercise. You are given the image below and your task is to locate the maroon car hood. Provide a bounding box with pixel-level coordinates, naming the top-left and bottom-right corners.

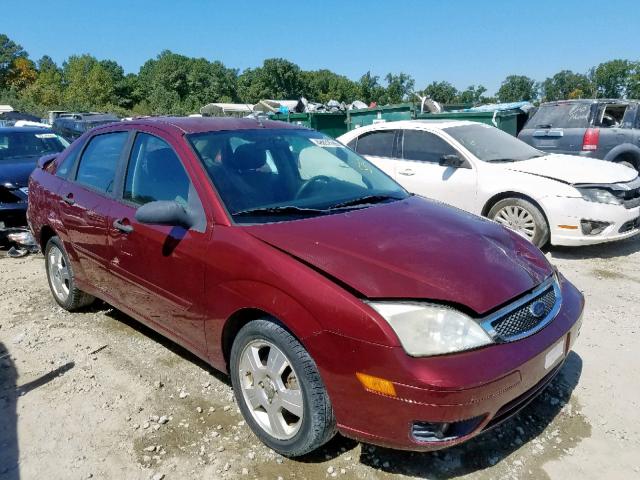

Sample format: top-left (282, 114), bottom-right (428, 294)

top-left (244, 196), bottom-right (553, 314)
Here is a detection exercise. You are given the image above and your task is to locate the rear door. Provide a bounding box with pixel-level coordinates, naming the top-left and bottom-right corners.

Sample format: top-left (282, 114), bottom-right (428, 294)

top-left (352, 129), bottom-right (399, 178)
top-left (394, 129), bottom-right (478, 212)
top-left (57, 130), bottom-right (130, 289)
top-left (518, 102), bottom-right (594, 154)
top-left (107, 129), bottom-right (210, 354)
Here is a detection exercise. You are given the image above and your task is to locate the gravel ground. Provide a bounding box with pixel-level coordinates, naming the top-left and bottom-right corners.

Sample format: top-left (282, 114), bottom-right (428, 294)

top-left (1, 237), bottom-right (639, 480)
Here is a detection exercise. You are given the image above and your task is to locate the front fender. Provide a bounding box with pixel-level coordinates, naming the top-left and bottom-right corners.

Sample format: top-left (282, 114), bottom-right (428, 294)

top-left (204, 279), bottom-right (325, 370)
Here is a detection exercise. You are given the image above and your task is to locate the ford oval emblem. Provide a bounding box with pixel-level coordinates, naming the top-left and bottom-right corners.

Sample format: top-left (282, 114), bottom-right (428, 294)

top-left (529, 301), bottom-right (546, 318)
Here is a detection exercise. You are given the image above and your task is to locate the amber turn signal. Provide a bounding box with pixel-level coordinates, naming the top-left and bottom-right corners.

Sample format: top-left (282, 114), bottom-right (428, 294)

top-left (356, 372), bottom-right (397, 397)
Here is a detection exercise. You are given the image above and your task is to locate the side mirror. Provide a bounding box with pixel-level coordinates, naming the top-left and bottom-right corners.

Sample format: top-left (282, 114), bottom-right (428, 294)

top-left (439, 154), bottom-right (465, 168)
top-left (135, 201), bottom-right (193, 229)
top-left (38, 153), bottom-right (58, 170)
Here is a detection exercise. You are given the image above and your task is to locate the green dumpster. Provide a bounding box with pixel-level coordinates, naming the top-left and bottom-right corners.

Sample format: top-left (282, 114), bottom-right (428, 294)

top-left (346, 103), bottom-right (416, 131)
top-left (271, 112), bottom-right (348, 138)
top-left (416, 110), bottom-right (525, 136)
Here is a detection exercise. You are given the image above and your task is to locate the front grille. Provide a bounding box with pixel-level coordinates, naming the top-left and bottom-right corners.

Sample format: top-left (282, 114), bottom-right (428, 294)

top-left (489, 286), bottom-right (557, 341)
top-left (611, 178), bottom-right (640, 209)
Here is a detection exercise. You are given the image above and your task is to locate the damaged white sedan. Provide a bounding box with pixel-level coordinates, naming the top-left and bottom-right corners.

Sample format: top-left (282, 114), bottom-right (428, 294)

top-left (338, 120), bottom-right (640, 247)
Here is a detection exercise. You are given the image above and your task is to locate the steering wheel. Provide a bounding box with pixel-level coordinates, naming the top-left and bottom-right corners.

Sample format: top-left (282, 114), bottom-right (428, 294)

top-left (296, 175), bottom-right (333, 199)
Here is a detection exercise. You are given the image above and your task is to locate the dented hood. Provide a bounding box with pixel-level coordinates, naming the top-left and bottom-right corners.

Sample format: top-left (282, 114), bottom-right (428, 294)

top-left (507, 154), bottom-right (637, 185)
top-left (244, 196), bottom-right (553, 315)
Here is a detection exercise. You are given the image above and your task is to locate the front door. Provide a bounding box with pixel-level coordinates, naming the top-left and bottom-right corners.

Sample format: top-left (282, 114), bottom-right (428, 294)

top-left (57, 131), bottom-right (129, 288)
top-left (394, 129), bottom-right (478, 212)
top-left (107, 131), bottom-right (210, 354)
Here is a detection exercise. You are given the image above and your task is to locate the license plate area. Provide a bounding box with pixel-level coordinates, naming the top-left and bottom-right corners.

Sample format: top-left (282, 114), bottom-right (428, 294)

top-left (544, 337), bottom-right (565, 370)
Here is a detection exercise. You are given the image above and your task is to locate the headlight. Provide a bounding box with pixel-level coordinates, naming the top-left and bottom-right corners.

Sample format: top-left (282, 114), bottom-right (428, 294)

top-left (577, 187), bottom-right (621, 205)
top-left (368, 302), bottom-right (493, 357)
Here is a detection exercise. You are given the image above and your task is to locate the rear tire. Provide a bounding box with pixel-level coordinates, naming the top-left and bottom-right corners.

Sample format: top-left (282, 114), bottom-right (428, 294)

top-left (230, 319), bottom-right (336, 457)
top-left (488, 198), bottom-right (549, 248)
top-left (45, 236), bottom-right (95, 311)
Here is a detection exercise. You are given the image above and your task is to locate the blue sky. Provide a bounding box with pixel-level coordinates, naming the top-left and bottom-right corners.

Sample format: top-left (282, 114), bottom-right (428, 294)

top-left (5, 0), bottom-right (639, 95)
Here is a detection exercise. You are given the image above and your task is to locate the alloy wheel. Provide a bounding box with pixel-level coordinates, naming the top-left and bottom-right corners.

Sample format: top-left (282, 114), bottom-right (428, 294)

top-left (48, 244), bottom-right (70, 302)
top-left (238, 340), bottom-right (304, 440)
top-left (494, 205), bottom-right (536, 240)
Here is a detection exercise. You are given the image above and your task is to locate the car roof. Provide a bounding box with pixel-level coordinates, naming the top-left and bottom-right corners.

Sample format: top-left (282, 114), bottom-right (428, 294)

top-left (354, 119), bottom-right (480, 131)
top-left (121, 116), bottom-right (308, 134)
top-left (539, 99), bottom-right (633, 105)
top-left (0, 126), bottom-right (53, 133)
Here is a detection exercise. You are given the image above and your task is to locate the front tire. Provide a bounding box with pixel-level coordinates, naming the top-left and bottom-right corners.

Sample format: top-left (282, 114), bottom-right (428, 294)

top-left (230, 319), bottom-right (336, 457)
top-left (45, 236), bottom-right (95, 311)
top-left (488, 198), bottom-right (549, 248)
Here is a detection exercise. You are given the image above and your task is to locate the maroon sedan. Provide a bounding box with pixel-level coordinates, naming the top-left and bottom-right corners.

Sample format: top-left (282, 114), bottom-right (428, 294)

top-left (27, 117), bottom-right (583, 456)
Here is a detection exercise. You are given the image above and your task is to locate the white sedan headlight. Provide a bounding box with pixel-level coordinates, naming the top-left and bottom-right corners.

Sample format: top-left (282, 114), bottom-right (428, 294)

top-left (368, 302), bottom-right (493, 357)
top-left (576, 187), bottom-right (621, 205)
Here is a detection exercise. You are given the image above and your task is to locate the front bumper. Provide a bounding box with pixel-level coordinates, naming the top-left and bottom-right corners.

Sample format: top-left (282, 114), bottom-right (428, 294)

top-left (0, 202), bottom-right (28, 228)
top-left (306, 275), bottom-right (584, 451)
top-left (544, 196), bottom-right (640, 246)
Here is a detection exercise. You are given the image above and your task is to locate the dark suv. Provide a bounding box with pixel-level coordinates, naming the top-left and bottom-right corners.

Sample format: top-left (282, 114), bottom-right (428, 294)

top-left (52, 113), bottom-right (119, 141)
top-left (518, 99), bottom-right (640, 170)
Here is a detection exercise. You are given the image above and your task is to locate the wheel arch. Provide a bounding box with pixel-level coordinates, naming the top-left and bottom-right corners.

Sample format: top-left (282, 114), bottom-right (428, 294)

top-left (604, 144), bottom-right (640, 169)
top-left (481, 191), bottom-right (550, 227)
top-left (221, 308), bottom-right (287, 371)
top-left (39, 224), bottom-right (58, 252)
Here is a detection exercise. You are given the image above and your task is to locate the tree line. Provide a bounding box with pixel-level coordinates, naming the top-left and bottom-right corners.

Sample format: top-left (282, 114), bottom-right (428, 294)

top-left (1, 33), bottom-right (639, 118)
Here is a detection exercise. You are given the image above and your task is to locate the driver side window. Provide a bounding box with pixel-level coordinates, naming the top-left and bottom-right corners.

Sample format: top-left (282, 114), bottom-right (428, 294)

top-left (123, 132), bottom-right (206, 231)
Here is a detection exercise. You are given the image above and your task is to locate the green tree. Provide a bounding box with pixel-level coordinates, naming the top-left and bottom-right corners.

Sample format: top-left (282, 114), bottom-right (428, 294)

top-left (628, 62), bottom-right (640, 99)
top-left (591, 59), bottom-right (633, 98)
top-left (421, 81), bottom-right (458, 104)
top-left (300, 69), bottom-right (358, 103)
top-left (541, 70), bottom-right (593, 101)
top-left (5, 56), bottom-right (37, 91)
top-left (0, 34), bottom-right (27, 88)
top-left (456, 85), bottom-right (487, 104)
top-left (380, 73), bottom-right (415, 104)
top-left (497, 75), bottom-right (537, 102)
top-left (237, 58), bottom-right (303, 103)
top-left (62, 54), bottom-right (121, 110)
top-left (22, 56), bottom-right (65, 110)
top-left (356, 71), bottom-right (385, 105)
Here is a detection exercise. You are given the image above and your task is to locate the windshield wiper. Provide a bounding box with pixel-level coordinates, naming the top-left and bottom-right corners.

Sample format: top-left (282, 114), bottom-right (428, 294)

top-left (234, 205), bottom-right (327, 217)
top-left (327, 194), bottom-right (403, 209)
top-left (535, 123), bottom-right (553, 128)
top-left (486, 158), bottom-right (517, 163)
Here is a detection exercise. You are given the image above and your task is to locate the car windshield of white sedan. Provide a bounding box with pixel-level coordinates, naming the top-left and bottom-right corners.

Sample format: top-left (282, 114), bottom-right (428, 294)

top-left (188, 129), bottom-right (407, 223)
top-left (444, 124), bottom-right (544, 162)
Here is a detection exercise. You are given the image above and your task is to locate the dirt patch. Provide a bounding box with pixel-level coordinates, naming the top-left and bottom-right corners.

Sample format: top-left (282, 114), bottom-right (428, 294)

top-left (1, 241), bottom-right (639, 479)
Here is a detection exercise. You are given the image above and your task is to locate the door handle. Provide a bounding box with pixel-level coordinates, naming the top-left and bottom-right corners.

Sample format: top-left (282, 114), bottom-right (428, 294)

top-left (62, 193), bottom-right (75, 205)
top-left (113, 218), bottom-right (134, 234)
top-left (398, 169), bottom-right (415, 176)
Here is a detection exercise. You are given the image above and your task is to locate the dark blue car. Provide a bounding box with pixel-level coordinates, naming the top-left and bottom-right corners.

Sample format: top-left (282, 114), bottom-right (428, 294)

top-left (0, 127), bottom-right (69, 228)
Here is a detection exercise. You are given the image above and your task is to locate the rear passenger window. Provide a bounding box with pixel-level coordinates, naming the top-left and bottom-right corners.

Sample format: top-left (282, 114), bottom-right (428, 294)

top-left (75, 132), bottom-right (127, 193)
top-left (355, 130), bottom-right (395, 157)
top-left (402, 130), bottom-right (457, 162)
top-left (124, 133), bottom-right (205, 231)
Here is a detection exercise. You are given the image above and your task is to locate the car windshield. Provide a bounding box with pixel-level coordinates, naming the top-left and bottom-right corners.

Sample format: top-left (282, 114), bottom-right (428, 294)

top-left (444, 124), bottom-right (544, 162)
top-left (188, 128), bottom-right (408, 223)
top-left (0, 130), bottom-right (69, 161)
